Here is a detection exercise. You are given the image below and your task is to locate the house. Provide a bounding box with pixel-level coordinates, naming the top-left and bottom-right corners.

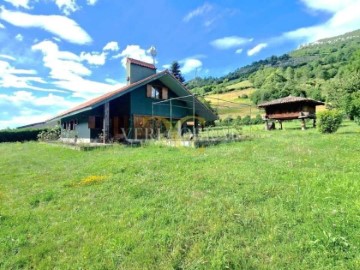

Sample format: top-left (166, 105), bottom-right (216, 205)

top-left (48, 58), bottom-right (218, 143)
top-left (257, 95), bottom-right (325, 130)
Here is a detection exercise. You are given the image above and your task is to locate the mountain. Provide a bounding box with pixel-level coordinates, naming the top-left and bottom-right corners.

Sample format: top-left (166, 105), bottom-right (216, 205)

top-left (187, 29), bottom-right (360, 105)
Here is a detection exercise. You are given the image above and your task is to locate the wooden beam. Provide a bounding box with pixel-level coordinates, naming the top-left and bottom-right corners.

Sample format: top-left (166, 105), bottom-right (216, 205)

top-left (103, 102), bottom-right (110, 143)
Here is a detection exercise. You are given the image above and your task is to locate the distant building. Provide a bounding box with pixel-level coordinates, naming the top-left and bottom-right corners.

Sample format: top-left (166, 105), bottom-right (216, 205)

top-left (258, 95), bottom-right (324, 130)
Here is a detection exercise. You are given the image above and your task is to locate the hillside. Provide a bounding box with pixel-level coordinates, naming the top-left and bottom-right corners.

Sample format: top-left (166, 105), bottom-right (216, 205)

top-left (187, 29), bottom-right (360, 121)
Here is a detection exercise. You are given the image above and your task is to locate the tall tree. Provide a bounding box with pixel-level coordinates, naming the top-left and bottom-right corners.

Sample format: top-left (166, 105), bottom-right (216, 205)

top-left (170, 61), bottom-right (185, 83)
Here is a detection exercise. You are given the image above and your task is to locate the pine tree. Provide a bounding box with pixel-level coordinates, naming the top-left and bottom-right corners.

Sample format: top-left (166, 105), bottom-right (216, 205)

top-left (170, 61), bottom-right (185, 83)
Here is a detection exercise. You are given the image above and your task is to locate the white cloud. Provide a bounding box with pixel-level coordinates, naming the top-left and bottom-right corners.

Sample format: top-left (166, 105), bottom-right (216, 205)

top-left (0, 54), bottom-right (16, 61)
top-left (87, 0), bottom-right (98, 5)
top-left (54, 0), bottom-right (79, 15)
top-left (0, 59), bottom-right (65, 93)
top-left (180, 58), bottom-right (202, 74)
top-left (79, 51), bottom-right (106, 66)
top-left (0, 22), bottom-right (5, 29)
top-left (0, 59), bottom-right (37, 74)
top-left (105, 78), bottom-right (121, 85)
top-left (162, 64), bottom-right (171, 69)
top-left (283, 0), bottom-right (360, 43)
top-left (4, 0), bottom-right (31, 9)
top-left (103, 41), bottom-right (119, 52)
top-left (15, 33), bottom-right (23, 41)
top-left (114, 45), bottom-right (155, 68)
top-left (0, 113), bottom-right (53, 130)
top-left (32, 40), bottom-right (91, 79)
top-left (31, 40), bottom-right (122, 99)
top-left (247, 43), bottom-right (268, 56)
top-left (235, 48), bottom-right (243, 54)
top-left (301, 0), bottom-right (357, 13)
top-left (0, 6), bottom-right (92, 45)
top-left (210, 36), bottom-right (253, 50)
top-left (0, 91), bottom-right (73, 107)
top-left (183, 3), bottom-right (213, 22)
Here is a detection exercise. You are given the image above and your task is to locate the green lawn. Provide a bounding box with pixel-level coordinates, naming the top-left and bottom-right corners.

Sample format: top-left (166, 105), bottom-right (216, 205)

top-left (1, 122), bottom-right (360, 269)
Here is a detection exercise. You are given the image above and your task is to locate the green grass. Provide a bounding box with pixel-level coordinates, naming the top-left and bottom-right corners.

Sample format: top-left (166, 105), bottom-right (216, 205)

top-left (225, 80), bottom-right (253, 90)
top-left (1, 122), bottom-right (360, 269)
top-left (205, 87), bottom-right (261, 119)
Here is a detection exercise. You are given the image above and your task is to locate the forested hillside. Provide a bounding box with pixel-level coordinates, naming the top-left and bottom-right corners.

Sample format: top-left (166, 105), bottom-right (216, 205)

top-left (187, 29), bottom-right (360, 123)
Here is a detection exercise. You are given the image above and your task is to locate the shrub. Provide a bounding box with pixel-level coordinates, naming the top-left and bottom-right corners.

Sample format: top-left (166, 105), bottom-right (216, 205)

top-left (317, 110), bottom-right (343, 133)
top-left (241, 115), bottom-right (251, 125)
top-left (252, 114), bottom-right (263, 125)
top-left (233, 116), bottom-right (242, 126)
top-left (37, 127), bottom-right (61, 141)
top-left (0, 128), bottom-right (49, 143)
top-left (222, 116), bottom-right (234, 126)
top-left (240, 94), bottom-right (249, 99)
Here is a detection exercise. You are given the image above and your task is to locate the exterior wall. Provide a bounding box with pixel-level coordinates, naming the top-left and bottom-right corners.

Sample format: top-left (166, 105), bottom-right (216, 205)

top-left (89, 106), bottom-right (104, 141)
top-left (130, 84), bottom-right (191, 119)
top-left (61, 106), bottom-right (103, 141)
top-left (265, 103), bottom-right (317, 120)
top-left (59, 82), bottom-right (198, 142)
top-left (127, 62), bottom-right (156, 84)
top-left (61, 113), bottom-right (90, 140)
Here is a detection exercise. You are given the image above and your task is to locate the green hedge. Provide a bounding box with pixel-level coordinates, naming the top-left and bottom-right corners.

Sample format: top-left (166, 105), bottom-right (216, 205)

top-left (0, 128), bottom-right (48, 143)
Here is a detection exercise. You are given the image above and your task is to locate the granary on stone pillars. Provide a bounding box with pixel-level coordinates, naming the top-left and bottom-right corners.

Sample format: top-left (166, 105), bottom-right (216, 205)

top-left (257, 95), bottom-right (325, 130)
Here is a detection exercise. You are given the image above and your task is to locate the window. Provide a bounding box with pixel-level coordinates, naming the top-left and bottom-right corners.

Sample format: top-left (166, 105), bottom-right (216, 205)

top-left (147, 85), bottom-right (168, 100)
top-left (88, 116), bottom-right (103, 129)
top-left (151, 87), bottom-right (160, 99)
top-left (62, 119), bottom-right (77, 130)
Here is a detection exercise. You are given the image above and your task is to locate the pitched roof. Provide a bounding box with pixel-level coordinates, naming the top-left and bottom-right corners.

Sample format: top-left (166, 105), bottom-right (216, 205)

top-left (48, 70), bottom-right (218, 122)
top-left (127, 57), bottom-right (156, 70)
top-left (49, 70), bottom-right (167, 121)
top-left (258, 95), bottom-right (325, 108)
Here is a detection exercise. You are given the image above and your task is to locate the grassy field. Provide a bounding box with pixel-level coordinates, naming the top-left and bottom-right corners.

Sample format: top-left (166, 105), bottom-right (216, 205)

top-left (205, 90), bottom-right (260, 119)
top-left (1, 121), bottom-right (360, 269)
top-left (204, 80), bottom-right (260, 119)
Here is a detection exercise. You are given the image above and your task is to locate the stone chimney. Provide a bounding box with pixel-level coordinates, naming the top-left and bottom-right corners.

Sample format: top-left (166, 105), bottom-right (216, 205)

top-left (126, 58), bottom-right (156, 84)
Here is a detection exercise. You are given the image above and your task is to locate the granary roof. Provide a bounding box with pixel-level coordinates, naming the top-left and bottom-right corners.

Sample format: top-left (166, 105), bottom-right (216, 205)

top-left (257, 95), bottom-right (324, 108)
top-left (127, 57), bottom-right (156, 70)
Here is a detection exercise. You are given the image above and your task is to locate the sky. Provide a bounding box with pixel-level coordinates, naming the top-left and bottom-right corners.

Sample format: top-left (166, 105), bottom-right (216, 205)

top-left (1, 0), bottom-right (360, 129)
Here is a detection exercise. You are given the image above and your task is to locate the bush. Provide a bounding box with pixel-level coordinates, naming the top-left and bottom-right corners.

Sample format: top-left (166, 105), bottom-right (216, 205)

top-left (222, 116), bottom-right (234, 126)
top-left (37, 127), bottom-right (61, 141)
top-left (317, 110), bottom-right (343, 133)
top-left (0, 128), bottom-right (48, 143)
top-left (239, 94), bottom-right (249, 99)
top-left (252, 114), bottom-right (263, 125)
top-left (241, 115), bottom-right (251, 125)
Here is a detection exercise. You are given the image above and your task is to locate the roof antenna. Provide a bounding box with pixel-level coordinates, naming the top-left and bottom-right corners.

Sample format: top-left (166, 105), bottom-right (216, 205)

top-left (149, 46), bottom-right (157, 66)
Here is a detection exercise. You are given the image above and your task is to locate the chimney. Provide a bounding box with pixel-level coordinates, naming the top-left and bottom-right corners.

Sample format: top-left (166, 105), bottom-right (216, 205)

top-left (126, 58), bottom-right (156, 85)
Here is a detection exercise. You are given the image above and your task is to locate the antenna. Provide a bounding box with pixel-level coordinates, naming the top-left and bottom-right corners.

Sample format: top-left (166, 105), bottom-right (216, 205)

top-left (149, 46), bottom-right (157, 65)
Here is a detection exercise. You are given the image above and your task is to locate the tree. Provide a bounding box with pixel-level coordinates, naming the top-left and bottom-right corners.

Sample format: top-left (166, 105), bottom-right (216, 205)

top-left (170, 61), bottom-right (185, 83)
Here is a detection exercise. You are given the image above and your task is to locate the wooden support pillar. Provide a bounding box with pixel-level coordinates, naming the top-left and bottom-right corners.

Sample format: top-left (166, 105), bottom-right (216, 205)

top-left (103, 102), bottom-right (110, 143)
top-left (279, 120), bottom-right (283, 130)
top-left (301, 118), bottom-right (306, 131)
top-left (313, 118), bottom-right (316, 128)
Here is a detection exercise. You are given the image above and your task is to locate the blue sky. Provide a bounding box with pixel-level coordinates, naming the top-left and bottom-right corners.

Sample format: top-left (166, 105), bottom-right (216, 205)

top-left (1, 0), bottom-right (360, 129)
